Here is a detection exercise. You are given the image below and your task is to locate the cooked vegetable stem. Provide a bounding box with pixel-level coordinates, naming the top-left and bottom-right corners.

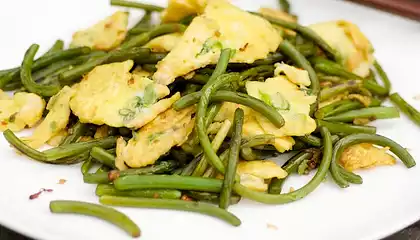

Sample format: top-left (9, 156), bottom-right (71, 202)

top-left (20, 44), bottom-right (61, 96)
top-left (50, 200), bottom-right (140, 237)
top-left (100, 196), bottom-right (241, 226)
top-left (390, 93), bottom-right (420, 126)
top-left (220, 109), bottom-right (243, 209)
top-left (110, 0), bottom-right (164, 11)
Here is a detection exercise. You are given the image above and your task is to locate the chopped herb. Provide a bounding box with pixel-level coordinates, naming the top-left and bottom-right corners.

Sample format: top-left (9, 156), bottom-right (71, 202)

top-left (148, 131), bottom-right (164, 143)
top-left (119, 108), bottom-right (136, 121)
top-left (120, 86), bottom-right (158, 122)
top-left (196, 37), bottom-right (223, 57)
top-left (259, 91), bottom-right (290, 111)
top-left (8, 112), bottom-right (17, 123)
top-left (143, 84), bottom-right (157, 107)
top-left (259, 90), bottom-right (272, 106)
top-left (131, 96), bottom-right (144, 109)
top-left (300, 87), bottom-right (312, 96)
top-left (50, 121), bottom-right (57, 131)
top-left (271, 92), bottom-right (290, 111)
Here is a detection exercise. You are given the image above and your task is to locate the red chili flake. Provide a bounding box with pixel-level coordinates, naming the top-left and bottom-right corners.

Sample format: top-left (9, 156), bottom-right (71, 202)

top-left (108, 171), bottom-right (120, 181)
top-left (104, 22), bottom-right (113, 29)
top-left (1, 121), bottom-right (7, 126)
top-left (214, 30), bottom-right (221, 37)
top-left (29, 188), bottom-right (53, 200)
top-left (153, 193), bottom-right (160, 199)
top-left (58, 179), bottom-right (67, 184)
top-left (181, 195), bottom-right (193, 201)
top-left (128, 77), bottom-right (135, 85)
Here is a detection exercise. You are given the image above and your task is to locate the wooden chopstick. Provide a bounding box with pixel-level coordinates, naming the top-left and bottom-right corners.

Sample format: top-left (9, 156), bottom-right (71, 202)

top-left (345, 0), bottom-right (420, 21)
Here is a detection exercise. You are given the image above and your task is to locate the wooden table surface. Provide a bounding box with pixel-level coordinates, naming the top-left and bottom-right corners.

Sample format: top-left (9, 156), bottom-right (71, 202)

top-left (346, 0), bottom-right (420, 20)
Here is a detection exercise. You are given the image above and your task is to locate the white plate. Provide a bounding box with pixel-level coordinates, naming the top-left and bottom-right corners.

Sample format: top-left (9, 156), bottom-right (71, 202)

top-left (1, 0), bottom-right (420, 239)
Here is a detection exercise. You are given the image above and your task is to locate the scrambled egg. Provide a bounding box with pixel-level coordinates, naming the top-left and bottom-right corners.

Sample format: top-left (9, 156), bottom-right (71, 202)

top-left (339, 143), bottom-right (396, 171)
top-left (237, 160), bottom-right (287, 192)
top-left (309, 20), bottom-right (374, 77)
top-left (258, 8), bottom-right (297, 35)
top-left (247, 64), bottom-right (316, 144)
top-left (213, 102), bottom-right (295, 152)
top-left (0, 91), bottom-right (45, 132)
top-left (161, 0), bottom-right (206, 23)
top-left (23, 86), bottom-right (75, 149)
top-left (274, 63), bottom-right (311, 86)
top-left (212, 64), bottom-right (316, 152)
top-left (116, 106), bottom-right (195, 168)
top-left (46, 130), bottom-right (68, 147)
top-left (153, 0), bottom-right (281, 85)
top-left (70, 11), bottom-right (129, 51)
top-left (70, 60), bottom-right (180, 129)
top-left (144, 33), bottom-right (183, 52)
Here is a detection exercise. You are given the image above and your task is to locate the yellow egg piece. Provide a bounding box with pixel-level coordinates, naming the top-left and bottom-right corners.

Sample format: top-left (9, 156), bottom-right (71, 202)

top-left (46, 129), bottom-right (68, 147)
top-left (237, 160), bottom-right (287, 192)
top-left (144, 33), bottom-right (183, 52)
top-left (0, 91), bottom-right (45, 132)
top-left (246, 67), bottom-right (316, 138)
top-left (70, 11), bottom-right (129, 51)
top-left (116, 106), bottom-right (195, 168)
top-left (154, 0), bottom-right (282, 85)
top-left (23, 86), bottom-right (74, 149)
top-left (161, 0), bottom-right (207, 23)
top-left (213, 102), bottom-right (295, 152)
top-left (340, 143), bottom-right (396, 171)
top-left (309, 20), bottom-right (374, 77)
top-left (69, 60), bottom-right (178, 129)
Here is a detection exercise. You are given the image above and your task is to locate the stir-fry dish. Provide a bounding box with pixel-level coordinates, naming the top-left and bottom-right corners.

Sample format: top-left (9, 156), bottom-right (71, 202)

top-left (1, 0), bottom-right (419, 237)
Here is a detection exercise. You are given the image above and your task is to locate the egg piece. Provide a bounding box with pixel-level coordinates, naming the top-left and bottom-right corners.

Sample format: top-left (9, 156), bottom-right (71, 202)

top-left (339, 143), bottom-right (396, 171)
top-left (161, 0), bottom-right (207, 23)
top-left (70, 11), bottom-right (129, 51)
top-left (213, 102), bottom-right (295, 152)
top-left (309, 20), bottom-right (374, 77)
top-left (246, 72), bottom-right (317, 138)
top-left (46, 129), bottom-right (68, 147)
top-left (116, 106), bottom-right (195, 168)
top-left (70, 60), bottom-right (179, 129)
top-left (0, 92), bottom-right (45, 132)
top-left (237, 160), bottom-right (288, 192)
top-left (153, 0), bottom-right (282, 85)
top-left (144, 33), bottom-right (183, 52)
top-left (274, 63), bottom-right (311, 86)
top-left (0, 89), bottom-right (10, 100)
top-left (23, 86), bottom-right (74, 149)
top-left (242, 116), bottom-right (295, 152)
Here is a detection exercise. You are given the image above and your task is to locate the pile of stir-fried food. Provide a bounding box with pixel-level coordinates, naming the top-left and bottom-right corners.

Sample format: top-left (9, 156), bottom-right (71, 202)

top-left (1, 0), bottom-right (419, 237)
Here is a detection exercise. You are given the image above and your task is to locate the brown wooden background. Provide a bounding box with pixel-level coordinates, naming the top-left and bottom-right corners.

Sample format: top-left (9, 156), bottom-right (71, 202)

top-left (346, 0), bottom-right (420, 20)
